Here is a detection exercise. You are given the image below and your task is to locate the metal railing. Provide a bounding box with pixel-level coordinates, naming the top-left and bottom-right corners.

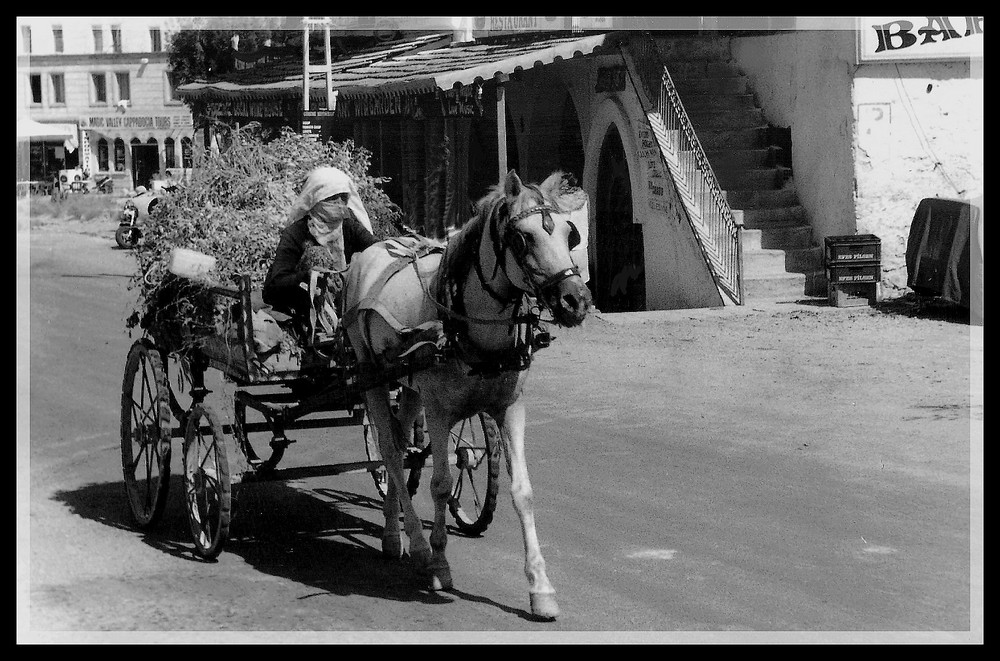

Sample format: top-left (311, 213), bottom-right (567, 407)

top-left (620, 32), bottom-right (743, 305)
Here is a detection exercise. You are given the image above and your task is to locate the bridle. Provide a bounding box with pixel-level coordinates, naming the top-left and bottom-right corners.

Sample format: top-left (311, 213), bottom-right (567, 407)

top-left (480, 200), bottom-right (582, 307)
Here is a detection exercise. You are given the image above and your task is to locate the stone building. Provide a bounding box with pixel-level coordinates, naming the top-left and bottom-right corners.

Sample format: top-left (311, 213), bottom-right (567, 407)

top-left (16, 16), bottom-right (195, 194)
top-left (175, 18), bottom-right (984, 309)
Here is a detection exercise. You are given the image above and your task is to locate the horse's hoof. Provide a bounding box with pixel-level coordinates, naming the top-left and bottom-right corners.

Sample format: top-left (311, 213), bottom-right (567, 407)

top-left (382, 535), bottom-right (402, 560)
top-left (529, 592), bottom-right (560, 621)
top-left (429, 559), bottom-right (453, 591)
top-left (409, 547), bottom-right (432, 574)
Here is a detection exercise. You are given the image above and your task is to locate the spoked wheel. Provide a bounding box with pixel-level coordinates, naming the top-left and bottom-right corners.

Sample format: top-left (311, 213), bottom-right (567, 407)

top-left (115, 226), bottom-right (140, 249)
top-left (120, 339), bottom-right (172, 528)
top-left (446, 413), bottom-right (501, 536)
top-left (182, 404), bottom-right (232, 559)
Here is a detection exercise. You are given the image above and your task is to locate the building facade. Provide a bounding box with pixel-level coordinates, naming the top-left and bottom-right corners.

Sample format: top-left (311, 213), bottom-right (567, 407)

top-left (16, 17), bottom-right (195, 193)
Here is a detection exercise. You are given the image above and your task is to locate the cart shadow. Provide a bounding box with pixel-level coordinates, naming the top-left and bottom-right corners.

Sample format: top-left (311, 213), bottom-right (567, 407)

top-left (52, 478), bottom-right (530, 619)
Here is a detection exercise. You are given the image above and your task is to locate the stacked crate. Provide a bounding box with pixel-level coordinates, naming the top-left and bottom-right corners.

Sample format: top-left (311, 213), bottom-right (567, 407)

top-left (824, 234), bottom-right (881, 307)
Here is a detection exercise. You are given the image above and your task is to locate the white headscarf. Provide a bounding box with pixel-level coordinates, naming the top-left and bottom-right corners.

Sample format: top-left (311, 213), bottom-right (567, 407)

top-left (286, 166), bottom-right (374, 233)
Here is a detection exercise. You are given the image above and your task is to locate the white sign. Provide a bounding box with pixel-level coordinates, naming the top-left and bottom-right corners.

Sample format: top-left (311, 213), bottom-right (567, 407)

top-left (857, 16), bottom-right (983, 62)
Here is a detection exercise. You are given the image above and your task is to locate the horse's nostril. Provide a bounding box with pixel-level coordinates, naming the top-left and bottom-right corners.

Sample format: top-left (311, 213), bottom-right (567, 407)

top-left (562, 293), bottom-right (578, 310)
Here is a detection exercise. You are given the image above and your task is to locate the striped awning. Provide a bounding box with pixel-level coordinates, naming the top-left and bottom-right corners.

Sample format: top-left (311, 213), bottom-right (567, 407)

top-left (176, 32), bottom-right (613, 102)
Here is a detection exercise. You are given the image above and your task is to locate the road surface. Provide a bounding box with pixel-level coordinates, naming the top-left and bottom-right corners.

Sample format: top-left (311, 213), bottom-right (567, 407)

top-left (18, 221), bottom-right (982, 643)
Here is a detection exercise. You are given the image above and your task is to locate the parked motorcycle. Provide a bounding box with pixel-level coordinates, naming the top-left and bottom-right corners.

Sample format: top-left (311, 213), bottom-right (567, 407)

top-left (93, 175), bottom-right (114, 194)
top-left (115, 198), bottom-right (141, 249)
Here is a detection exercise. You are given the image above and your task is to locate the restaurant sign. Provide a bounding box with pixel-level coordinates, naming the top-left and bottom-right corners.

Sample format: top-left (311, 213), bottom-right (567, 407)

top-left (857, 16), bottom-right (983, 62)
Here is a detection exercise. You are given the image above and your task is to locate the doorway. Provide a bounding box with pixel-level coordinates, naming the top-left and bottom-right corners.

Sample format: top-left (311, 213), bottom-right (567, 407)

top-left (593, 125), bottom-right (645, 312)
top-left (131, 144), bottom-right (159, 189)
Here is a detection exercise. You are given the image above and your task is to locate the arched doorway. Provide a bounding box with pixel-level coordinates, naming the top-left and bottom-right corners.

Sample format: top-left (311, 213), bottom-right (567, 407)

top-left (594, 125), bottom-right (644, 312)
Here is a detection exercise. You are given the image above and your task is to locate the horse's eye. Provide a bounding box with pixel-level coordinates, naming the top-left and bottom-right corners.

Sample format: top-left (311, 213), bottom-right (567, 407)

top-left (508, 230), bottom-right (528, 256)
top-left (567, 221), bottom-right (581, 250)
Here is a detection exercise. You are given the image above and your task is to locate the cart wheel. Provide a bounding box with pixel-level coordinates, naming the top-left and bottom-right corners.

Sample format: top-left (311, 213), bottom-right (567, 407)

top-left (447, 413), bottom-right (501, 536)
top-left (120, 339), bottom-right (172, 528)
top-left (183, 404), bottom-right (232, 559)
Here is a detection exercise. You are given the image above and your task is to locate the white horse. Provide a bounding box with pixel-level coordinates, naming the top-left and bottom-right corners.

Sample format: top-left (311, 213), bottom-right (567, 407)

top-left (342, 170), bottom-right (592, 620)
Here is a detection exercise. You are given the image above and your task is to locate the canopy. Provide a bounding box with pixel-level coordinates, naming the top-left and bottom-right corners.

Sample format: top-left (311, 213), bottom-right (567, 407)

top-left (16, 118), bottom-right (78, 141)
top-left (176, 32), bottom-right (613, 102)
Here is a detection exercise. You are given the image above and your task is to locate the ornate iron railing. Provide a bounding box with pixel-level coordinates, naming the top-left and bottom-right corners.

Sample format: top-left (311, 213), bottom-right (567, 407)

top-left (619, 32), bottom-right (744, 305)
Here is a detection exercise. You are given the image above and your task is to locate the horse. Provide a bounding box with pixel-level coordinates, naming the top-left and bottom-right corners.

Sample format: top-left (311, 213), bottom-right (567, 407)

top-left (341, 169), bottom-right (592, 620)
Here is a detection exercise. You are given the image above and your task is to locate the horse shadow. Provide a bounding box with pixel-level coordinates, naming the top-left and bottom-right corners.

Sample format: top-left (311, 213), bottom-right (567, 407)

top-left (51, 478), bottom-right (533, 621)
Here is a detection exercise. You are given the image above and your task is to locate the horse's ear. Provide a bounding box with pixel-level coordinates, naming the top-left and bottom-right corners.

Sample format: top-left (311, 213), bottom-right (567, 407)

top-left (503, 170), bottom-right (523, 198)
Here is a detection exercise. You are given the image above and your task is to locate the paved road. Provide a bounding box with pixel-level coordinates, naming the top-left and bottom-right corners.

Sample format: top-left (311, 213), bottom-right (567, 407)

top-left (18, 226), bottom-right (982, 644)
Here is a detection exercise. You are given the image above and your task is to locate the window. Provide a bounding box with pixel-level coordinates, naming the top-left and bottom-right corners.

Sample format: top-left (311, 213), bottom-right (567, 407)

top-left (22, 25), bottom-right (31, 54)
top-left (97, 139), bottom-right (109, 171)
top-left (93, 27), bottom-right (103, 53)
top-left (51, 73), bottom-right (65, 104)
top-left (150, 29), bottom-right (162, 52)
top-left (116, 72), bottom-right (130, 101)
top-left (114, 139), bottom-right (126, 171)
top-left (29, 74), bottom-right (42, 104)
top-left (92, 73), bottom-right (107, 103)
top-left (111, 26), bottom-right (122, 53)
top-left (181, 137), bottom-right (193, 168)
top-left (164, 138), bottom-right (176, 169)
top-left (53, 26), bottom-right (63, 53)
top-left (165, 71), bottom-right (182, 103)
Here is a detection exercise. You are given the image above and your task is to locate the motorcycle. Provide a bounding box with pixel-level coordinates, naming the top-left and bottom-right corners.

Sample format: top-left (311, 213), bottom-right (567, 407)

top-left (115, 198), bottom-right (141, 249)
top-left (93, 175), bottom-right (114, 194)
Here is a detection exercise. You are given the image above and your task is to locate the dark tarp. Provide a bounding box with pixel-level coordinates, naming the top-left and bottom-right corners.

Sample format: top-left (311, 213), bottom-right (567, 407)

top-left (905, 197), bottom-right (979, 308)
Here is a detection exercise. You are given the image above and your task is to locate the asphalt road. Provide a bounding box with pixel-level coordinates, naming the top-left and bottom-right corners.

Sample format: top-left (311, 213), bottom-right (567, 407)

top-left (18, 224), bottom-right (983, 644)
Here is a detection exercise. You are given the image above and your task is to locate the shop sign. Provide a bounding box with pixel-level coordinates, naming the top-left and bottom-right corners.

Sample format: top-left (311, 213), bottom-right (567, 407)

top-left (81, 115), bottom-right (190, 130)
top-left (857, 16), bottom-right (983, 62)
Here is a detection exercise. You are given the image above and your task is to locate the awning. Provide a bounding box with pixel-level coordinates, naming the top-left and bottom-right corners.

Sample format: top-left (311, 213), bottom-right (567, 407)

top-left (177, 32), bottom-right (614, 103)
top-left (17, 118), bottom-right (78, 140)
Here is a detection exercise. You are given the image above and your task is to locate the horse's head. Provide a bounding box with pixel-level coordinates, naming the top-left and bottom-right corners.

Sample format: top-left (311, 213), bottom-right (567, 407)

top-left (489, 170), bottom-right (592, 327)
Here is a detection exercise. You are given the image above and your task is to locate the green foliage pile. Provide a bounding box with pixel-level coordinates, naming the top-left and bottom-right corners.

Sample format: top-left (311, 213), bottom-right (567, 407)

top-left (126, 124), bottom-right (404, 348)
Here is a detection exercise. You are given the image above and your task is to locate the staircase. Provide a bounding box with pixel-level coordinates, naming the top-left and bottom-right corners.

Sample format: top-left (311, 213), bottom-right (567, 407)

top-left (653, 35), bottom-right (826, 300)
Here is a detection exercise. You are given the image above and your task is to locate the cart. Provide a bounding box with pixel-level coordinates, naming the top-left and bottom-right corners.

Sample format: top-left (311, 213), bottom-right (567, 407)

top-left (120, 272), bottom-right (501, 559)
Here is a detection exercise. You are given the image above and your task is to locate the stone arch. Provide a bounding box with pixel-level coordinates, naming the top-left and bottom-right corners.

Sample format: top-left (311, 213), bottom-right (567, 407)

top-left (582, 97), bottom-right (647, 311)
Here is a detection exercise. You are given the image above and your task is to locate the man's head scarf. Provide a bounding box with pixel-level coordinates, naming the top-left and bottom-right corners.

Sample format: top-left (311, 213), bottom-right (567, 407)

top-left (286, 166), bottom-right (374, 233)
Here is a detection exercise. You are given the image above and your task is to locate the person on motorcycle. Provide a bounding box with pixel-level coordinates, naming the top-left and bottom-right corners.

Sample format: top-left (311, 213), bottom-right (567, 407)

top-left (262, 166), bottom-right (377, 344)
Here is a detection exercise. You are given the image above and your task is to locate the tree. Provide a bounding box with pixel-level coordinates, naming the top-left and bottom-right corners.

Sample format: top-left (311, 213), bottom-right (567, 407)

top-left (168, 30), bottom-right (290, 83)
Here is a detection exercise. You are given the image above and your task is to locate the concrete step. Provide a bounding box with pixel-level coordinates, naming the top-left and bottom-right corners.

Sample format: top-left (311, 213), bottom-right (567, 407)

top-left (672, 76), bottom-right (749, 95)
top-left (686, 107), bottom-right (767, 130)
top-left (741, 225), bottom-right (815, 251)
top-left (706, 148), bottom-right (775, 169)
top-left (697, 126), bottom-right (769, 150)
top-left (714, 167), bottom-right (781, 190)
top-left (681, 92), bottom-right (758, 113)
top-left (741, 271), bottom-right (808, 300)
top-left (726, 188), bottom-right (801, 209)
top-left (743, 270), bottom-right (829, 301)
top-left (741, 204), bottom-right (809, 227)
top-left (742, 244), bottom-right (820, 272)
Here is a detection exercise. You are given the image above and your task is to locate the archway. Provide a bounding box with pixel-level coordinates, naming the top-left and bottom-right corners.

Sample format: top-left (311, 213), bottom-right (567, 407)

top-left (594, 125), bottom-right (644, 312)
